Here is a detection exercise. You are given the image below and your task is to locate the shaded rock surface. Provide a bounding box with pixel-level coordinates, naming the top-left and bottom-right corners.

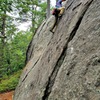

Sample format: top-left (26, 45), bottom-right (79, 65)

top-left (14, 0), bottom-right (100, 100)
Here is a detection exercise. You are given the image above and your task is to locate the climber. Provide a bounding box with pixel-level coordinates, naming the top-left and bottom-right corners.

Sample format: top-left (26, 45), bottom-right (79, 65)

top-left (50, 0), bottom-right (66, 33)
top-left (56, 0), bottom-right (66, 16)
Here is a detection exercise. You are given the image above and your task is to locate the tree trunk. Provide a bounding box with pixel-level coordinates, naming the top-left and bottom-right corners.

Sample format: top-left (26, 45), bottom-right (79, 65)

top-left (47, 0), bottom-right (50, 19)
top-left (32, 5), bottom-right (37, 33)
top-left (1, 17), bottom-right (6, 36)
top-left (0, 11), bottom-right (6, 77)
top-left (31, 0), bottom-right (35, 33)
top-left (1, 11), bottom-right (6, 43)
top-left (56, 0), bottom-right (58, 3)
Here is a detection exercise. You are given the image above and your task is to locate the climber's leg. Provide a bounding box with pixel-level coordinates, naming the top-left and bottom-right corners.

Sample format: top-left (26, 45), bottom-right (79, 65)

top-left (58, 7), bottom-right (65, 17)
top-left (50, 16), bottom-right (58, 33)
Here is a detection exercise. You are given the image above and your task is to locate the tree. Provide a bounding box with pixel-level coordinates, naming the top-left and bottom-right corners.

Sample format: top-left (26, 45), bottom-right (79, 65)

top-left (0, 0), bottom-right (14, 77)
top-left (56, 0), bottom-right (58, 3)
top-left (47, 0), bottom-right (50, 19)
top-left (0, 0), bottom-right (47, 77)
top-left (0, 0), bottom-right (48, 92)
top-left (16, 0), bottom-right (47, 33)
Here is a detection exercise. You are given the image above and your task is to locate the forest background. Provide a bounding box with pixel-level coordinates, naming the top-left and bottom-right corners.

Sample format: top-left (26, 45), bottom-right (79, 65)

top-left (0, 0), bottom-right (55, 93)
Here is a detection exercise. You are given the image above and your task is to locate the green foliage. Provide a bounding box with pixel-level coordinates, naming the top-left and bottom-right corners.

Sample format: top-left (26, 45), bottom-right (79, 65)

top-left (0, 70), bottom-right (22, 93)
top-left (0, 0), bottom-right (13, 12)
top-left (0, 31), bottom-right (32, 77)
top-left (16, 0), bottom-right (47, 33)
top-left (8, 31), bottom-right (32, 72)
top-left (0, 0), bottom-right (47, 92)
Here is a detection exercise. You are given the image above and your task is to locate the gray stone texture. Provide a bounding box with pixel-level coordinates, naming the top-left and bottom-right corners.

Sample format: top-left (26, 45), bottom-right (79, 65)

top-left (14, 0), bottom-right (100, 100)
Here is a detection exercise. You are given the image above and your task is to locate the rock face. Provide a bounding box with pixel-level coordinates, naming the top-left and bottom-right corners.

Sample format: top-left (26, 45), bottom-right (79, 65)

top-left (13, 0), bottom-right (100, 100)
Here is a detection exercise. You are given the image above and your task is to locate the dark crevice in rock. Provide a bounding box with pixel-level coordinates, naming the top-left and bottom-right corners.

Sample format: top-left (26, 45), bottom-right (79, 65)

top-left (42, 45), bottom-right (68, 100)
top-left (42, 1), bottom-right (93, 100)
top-left (66, 0), bottom-right (74, 10)
top-left (26, 45), bottom-right (34, 64)
top-left (72, 2), bottom-right (82, 11)
top-left (22, 57), bottom-right (40, 82)
top-left (25, 40), bottom-right (33, 64)
top-left (68, 1), bottom-right (93, 42)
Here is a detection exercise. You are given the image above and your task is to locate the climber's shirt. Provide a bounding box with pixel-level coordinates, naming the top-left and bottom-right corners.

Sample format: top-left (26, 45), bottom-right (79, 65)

top-left (56, 0), bottom-right (62, 8)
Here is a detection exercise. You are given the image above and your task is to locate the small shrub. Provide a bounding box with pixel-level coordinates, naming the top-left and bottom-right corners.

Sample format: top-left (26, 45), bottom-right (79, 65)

top-left (0, 70), bottom-right (22, 93)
